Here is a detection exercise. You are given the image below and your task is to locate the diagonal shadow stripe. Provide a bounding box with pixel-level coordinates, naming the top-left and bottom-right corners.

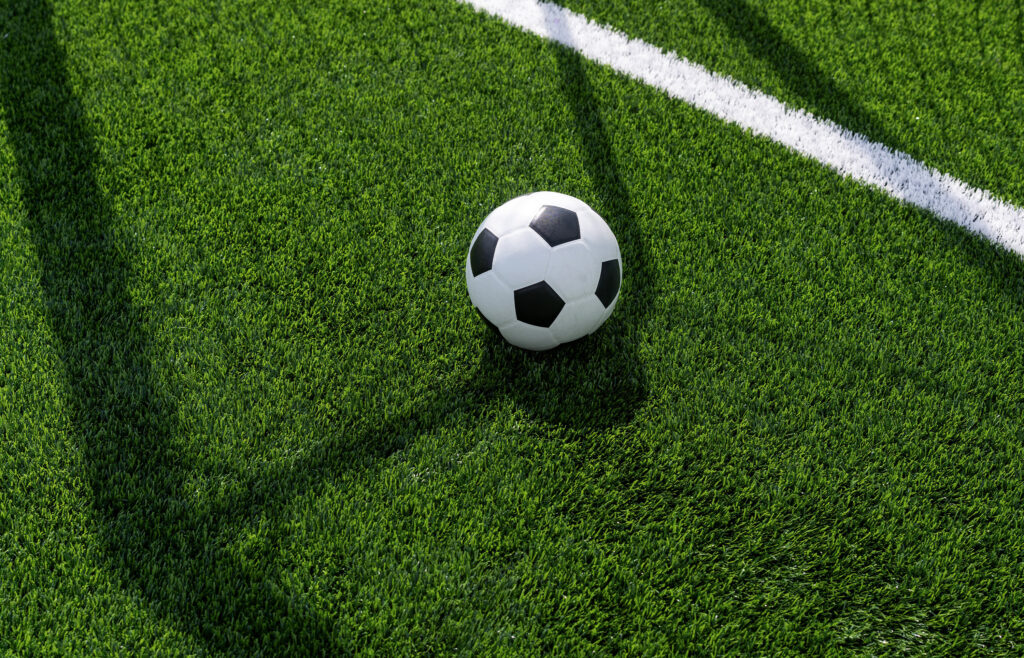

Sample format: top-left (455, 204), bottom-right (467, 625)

top-left (209, 34), bottom-right (658, 535)
top-left (549, 37), bottom-right (655, 328)
top-left (695, 0), bottom-right (900, 151)
top-left (0, 2), bottom-right (338, 653)
top-left (1, 2), bottom-right (654, 649)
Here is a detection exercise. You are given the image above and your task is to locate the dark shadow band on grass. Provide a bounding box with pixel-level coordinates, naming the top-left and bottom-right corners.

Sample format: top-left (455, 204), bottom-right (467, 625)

top-left (696, 0), bottom-right (899, 151)
top-left (1017, 0), bottom-right (1024, 71)
top-left (1, 2), bottom-right (652, 649)
top-left (0, 2), bottom-right (338, 653)
top-left (544, 14), bottom-right (653, 427)
top-left (214, 23), bottom-right (662, 522)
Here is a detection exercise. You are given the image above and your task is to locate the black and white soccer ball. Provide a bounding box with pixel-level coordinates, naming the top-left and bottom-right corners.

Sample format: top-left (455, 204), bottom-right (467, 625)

top-left (466, 192), bottom-right (622, 351)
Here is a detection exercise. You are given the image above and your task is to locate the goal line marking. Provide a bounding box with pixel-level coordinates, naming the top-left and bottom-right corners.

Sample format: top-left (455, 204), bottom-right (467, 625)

top-left (459, 0), bottom-right (1024, 257)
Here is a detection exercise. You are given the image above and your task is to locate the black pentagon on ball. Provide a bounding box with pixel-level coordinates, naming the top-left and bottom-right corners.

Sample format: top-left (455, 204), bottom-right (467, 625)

top-left (529, 205), bottom-right (580, 247)
top-left (514, 281), bottom-right (565, 327)
top-left (469, 228), bottom-right (499, 276)
top-left (596, 259), bottom-right (621, 308)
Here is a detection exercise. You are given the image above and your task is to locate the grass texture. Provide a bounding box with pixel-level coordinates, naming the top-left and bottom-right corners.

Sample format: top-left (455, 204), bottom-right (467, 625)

top-left (555, 0), bottom-right (1024, 208)
top-left (1, 0), bottom-right (1023, 654)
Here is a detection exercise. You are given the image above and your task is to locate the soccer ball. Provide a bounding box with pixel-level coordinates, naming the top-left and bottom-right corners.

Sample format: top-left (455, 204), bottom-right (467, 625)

top-left (465, 192), bottom-right (622, 351)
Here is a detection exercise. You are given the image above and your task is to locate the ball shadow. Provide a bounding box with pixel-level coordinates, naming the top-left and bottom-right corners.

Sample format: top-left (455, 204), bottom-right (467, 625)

top-left (471, 324), bottom-right (646, 431)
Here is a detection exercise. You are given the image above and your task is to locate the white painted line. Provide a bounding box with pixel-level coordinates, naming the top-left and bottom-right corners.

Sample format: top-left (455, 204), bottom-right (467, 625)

top-left (459, 0), bottom-right (1024, 257)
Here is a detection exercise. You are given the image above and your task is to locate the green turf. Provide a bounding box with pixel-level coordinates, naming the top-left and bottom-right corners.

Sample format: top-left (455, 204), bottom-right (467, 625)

top-left (554, 0), bottom-right (1024, 208)
top-left (2, 0), bottom-right (1024, 655)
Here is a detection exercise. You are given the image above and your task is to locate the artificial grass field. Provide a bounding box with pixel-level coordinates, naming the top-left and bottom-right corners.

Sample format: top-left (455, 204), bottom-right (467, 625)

top-left (2, 0), bottom-right (1024, 654)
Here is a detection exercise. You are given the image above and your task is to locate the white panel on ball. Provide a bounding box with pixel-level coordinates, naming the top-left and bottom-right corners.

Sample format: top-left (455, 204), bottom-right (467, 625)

top-left (491, 227), bottom-right (553, 291)
top-left (480, 194), bottom-right (539, 237)
top-left (466, 270), bottom-right (517, 328)
top-left (579, 215), bottom-right (621, 263)
top-left (545, 241), bottom-right (601, 303)
top-left (549, 296), bottom-right (607, 344)
top-left (500, 322), bottom-right (560, 351)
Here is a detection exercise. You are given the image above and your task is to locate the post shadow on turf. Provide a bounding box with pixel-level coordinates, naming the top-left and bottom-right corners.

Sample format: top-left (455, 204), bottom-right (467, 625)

top-left (0, 2), bottom-right (339, 653)
top-left (0, 1), bottom-right (648, 650)
top-left (475, 14), bottom-right (658, 432)
top-left (210, 24), bottom-right (661, 530)
top-left (696, 0), bottom-right (900, 152)
top-left (437, 37), bottom-right (655, 432)
top-left (210, 28), bottom-right (661, 561)
top-left (695, 0), bottom-right (1024, 296)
